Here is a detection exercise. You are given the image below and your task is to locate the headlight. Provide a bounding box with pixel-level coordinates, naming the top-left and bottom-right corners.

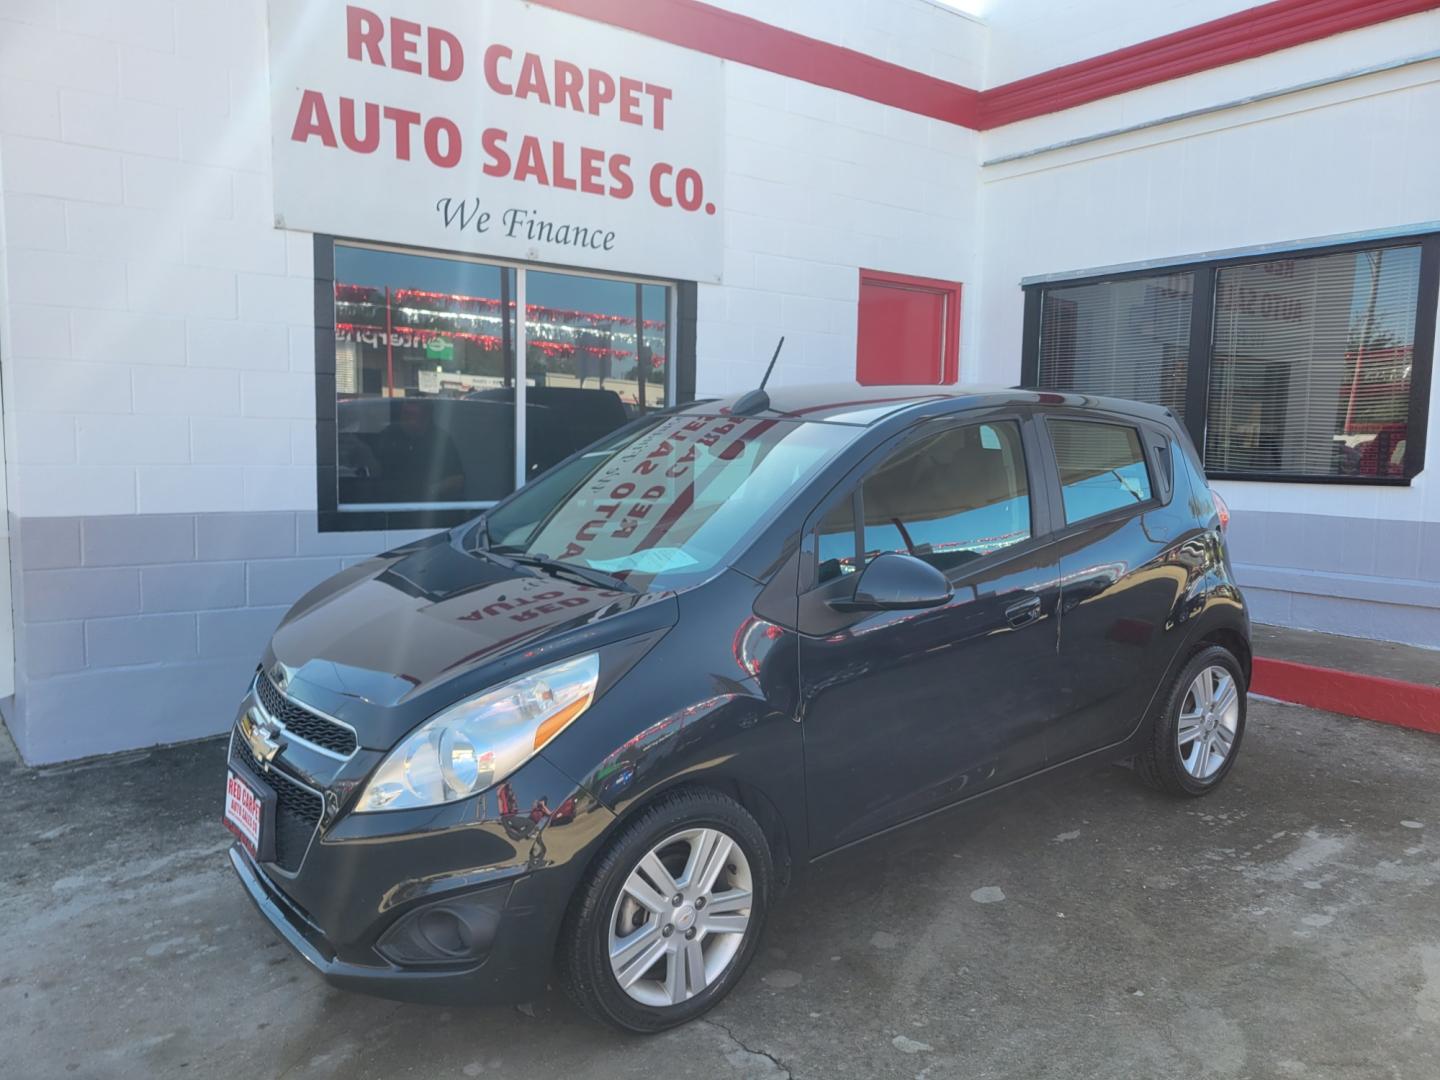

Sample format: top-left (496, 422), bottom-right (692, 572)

top-left (356, 653), bottom-right (600, 813)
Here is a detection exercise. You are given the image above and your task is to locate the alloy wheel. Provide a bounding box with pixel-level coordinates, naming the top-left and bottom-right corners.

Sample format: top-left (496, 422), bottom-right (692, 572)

top-left (607, 827), bottom-right (754, 1007)
top-left (1177, 664), bottom-right (1240, 780)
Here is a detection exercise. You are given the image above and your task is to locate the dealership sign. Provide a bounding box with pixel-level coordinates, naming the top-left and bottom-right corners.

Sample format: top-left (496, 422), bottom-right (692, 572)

top-left (268, 1), bottom-right (725, 281)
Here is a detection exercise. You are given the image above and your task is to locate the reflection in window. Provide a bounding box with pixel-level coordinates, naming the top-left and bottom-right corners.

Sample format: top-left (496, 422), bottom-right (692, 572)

top-left (1207, 246), bottom-right (1421, 479)
top-left (498, 415), bottom-right (855, 593)
top-left (524, 271), bottom-right (670, 478)
top-left (860, 422), bottom-right (1031, 574)
top-left (816, 498), bottom-right (858, 583)
top-left (1049, 420), bottom-right (1152, 523)
top-left (1037, 273), bottom-right (1192, 419)
top-left (334, 247), bottom-right (517, 506)
top-left (332, 243), bottom-right (673, 510)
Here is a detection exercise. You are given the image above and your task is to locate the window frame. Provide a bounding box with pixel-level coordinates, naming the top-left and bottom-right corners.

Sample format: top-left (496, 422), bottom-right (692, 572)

top-left (314, 235), bottom-right (699, 532)
top-left (1019, 229), bottom-right (1440, 487)
top-left (1034, 411), bottom-right (1165, 535)
top-left (798, 409), bottom-right (1056, 594)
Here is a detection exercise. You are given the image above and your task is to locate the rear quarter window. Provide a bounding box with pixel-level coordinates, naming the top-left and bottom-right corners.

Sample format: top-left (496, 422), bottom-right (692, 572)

top-left (1048, 418), bottom-right (1154, 524)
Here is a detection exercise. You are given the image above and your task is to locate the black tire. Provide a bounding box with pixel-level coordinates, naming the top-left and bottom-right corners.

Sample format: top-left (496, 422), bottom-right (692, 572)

top-left (557, 787), bottom-right (773, 1033)
top-left (1136, 643), bottom-right (1247, 797)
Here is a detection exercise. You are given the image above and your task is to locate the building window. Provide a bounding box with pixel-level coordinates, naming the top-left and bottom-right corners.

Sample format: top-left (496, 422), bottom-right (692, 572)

top-left (1022, 232), bottom-right (1439, 485)
top-left (1036, 272), bottom-right (1192, 420)
top-left (1207, 247), bottom-right (1421, 479)
top-left (317, 239), bottom-right (692, 530)
top-left (334, 247), bottom-right (518, 508)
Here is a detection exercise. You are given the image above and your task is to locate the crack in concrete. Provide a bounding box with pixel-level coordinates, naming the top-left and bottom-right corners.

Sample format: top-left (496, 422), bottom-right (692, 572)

top-left (703, 1017), bottom-right (794, 1078)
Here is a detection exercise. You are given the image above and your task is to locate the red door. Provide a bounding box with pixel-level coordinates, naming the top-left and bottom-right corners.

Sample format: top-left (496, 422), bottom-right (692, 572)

top-left (856, 269), bottom-right (962, 385)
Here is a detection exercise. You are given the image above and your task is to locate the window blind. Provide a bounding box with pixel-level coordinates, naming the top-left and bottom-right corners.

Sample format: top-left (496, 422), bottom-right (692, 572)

top-left (1036, 272), bottom-right (1193, 419)
top-left (1206, 246), bottom-right (1421, 479)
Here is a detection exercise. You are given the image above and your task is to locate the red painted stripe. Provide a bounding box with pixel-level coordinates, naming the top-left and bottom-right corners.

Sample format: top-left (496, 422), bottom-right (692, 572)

top-left (1251, 657), bottom-right (1440, 736)
top-left (979, 0), bottom-right (1440, 128)
top-left (527, 0), bottom-right (981, 127)
top-left (528, 0), bottom-right (1437, 131)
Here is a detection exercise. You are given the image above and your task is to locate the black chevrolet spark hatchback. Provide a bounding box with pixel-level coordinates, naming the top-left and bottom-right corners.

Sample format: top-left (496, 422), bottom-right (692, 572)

top-left (225, 384), bottom-right (1249, 1032)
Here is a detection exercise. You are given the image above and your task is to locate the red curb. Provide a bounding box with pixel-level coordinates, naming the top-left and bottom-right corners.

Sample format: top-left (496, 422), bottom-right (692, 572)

top-left (1251, 657), bottom-right (1440, 735)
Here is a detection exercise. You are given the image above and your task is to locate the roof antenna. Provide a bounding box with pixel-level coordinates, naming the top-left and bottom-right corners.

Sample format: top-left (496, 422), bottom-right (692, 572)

top-left (732, 336), bottom-right (785, 416)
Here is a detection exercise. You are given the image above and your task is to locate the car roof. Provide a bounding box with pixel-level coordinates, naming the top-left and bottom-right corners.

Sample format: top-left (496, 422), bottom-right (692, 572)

top-left (680, 383), bottom-right (1178, 427)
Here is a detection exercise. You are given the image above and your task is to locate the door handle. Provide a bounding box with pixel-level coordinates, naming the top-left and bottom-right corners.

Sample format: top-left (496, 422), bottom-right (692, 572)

top-left (1004, 594), bottom-right (1043, 628)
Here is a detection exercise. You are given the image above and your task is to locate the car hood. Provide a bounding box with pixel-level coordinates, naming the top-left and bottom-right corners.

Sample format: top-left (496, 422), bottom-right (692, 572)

top-left (264, 534), bottom-right (678, 747)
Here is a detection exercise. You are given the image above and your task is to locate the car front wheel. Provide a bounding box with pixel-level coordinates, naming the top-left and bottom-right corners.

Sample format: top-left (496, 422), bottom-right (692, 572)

top-left (558, 788), bottom-right (772, 1032)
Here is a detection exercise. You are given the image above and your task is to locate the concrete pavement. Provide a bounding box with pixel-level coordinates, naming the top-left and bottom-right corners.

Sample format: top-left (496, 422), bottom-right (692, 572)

top-left (4, 699), bottom-right (1439, 1080)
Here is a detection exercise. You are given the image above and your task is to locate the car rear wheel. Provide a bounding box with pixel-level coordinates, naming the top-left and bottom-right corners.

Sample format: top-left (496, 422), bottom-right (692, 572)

top-left (1137, 644), bottom-right (1247, 797)
top-left (558, 788), bottom-right (772, 1032)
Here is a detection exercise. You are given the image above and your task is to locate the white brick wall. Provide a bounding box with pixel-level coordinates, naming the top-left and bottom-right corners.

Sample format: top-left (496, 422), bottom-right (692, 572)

top-left (0, 0), bottom-right (985, 519)
top-left (0, 86), bottom-right (17, 703)
top-left (0, 0), bottom-right (311, 519)
top-left (699, 56), bottom-right (980, 397)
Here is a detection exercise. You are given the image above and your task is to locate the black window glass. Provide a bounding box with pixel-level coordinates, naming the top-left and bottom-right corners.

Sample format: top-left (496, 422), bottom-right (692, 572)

top-left (860, 421), bottom-right (1031, 574)
top-left (485, 414), bottom-right (857, 593)
top-left (332, 244), bottom-right (674, 511)
top-left (524, 271), bottom-right (671, 481)
top-left (1049, 419), bottom-right (1153, 523)
top-left (484, 423), bottom-right (655, 553)
top-left (816, 497), bottom-right (858, 583)
top-left (334, 245), bottom-right (517, 507)
top-left (1206, 245), bottom-right (1421, 479)
top-left (1037, 272), bottom-right (1192, 418)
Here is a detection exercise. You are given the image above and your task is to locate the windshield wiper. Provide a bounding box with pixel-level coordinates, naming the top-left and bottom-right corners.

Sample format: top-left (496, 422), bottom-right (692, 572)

top-left (500, 551), bottom-right (638, 593)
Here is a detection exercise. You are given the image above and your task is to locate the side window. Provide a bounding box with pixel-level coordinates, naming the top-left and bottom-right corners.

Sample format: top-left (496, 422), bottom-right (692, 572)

top-left (859, 421), bottom-right (1031, 574)
top-left (1048, 419), bottom-right (1154, 524)
top-left (816, 497), bottom-right (859, 583)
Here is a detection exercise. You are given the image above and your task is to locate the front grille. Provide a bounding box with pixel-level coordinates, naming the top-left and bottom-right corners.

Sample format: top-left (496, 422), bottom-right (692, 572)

top-left (256, 672), bottom-right (357, 756)
top-left (231, 734), bottom-right (324, 873)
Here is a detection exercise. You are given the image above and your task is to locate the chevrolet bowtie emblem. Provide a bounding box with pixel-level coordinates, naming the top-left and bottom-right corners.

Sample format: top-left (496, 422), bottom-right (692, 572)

top-left (241, 706), bottom-right (285, 771)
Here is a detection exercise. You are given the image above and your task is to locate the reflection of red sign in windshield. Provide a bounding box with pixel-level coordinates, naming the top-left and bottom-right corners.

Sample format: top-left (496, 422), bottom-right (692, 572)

top-left (530, 414), bottom-right (780, 566)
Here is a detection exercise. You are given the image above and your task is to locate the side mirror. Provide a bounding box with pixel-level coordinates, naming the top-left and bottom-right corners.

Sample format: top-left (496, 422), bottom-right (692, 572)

top-left (829, 552), bottom-right (952, 612)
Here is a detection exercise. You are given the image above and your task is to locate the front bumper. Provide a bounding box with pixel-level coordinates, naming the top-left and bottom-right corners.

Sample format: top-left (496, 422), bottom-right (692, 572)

top-left (225, 688), bottom-right (617, 1004)
top-left (230, 844), bottom-right (536, 1005)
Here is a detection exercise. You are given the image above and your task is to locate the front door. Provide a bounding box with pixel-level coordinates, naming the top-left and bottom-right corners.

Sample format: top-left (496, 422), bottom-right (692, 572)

top-left (797, 414), bottom-right (1061, 855)
top-left (856, 270), bottom-right (961, 386)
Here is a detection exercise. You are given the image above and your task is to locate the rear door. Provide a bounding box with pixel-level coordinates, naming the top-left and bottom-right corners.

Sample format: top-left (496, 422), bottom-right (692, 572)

top-left (796, 411), bottom-right (1063, 854)
top-left (1038, 412), bottom-right (1188, 762)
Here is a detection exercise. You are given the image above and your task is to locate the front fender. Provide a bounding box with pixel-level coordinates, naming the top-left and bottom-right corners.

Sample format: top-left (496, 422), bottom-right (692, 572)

top-left (540, 571), bottom-right (809, 869)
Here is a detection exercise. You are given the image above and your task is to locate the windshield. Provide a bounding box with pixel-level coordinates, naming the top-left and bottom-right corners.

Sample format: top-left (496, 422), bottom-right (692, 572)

top-left (478, 412), bottom-right (858, 591)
